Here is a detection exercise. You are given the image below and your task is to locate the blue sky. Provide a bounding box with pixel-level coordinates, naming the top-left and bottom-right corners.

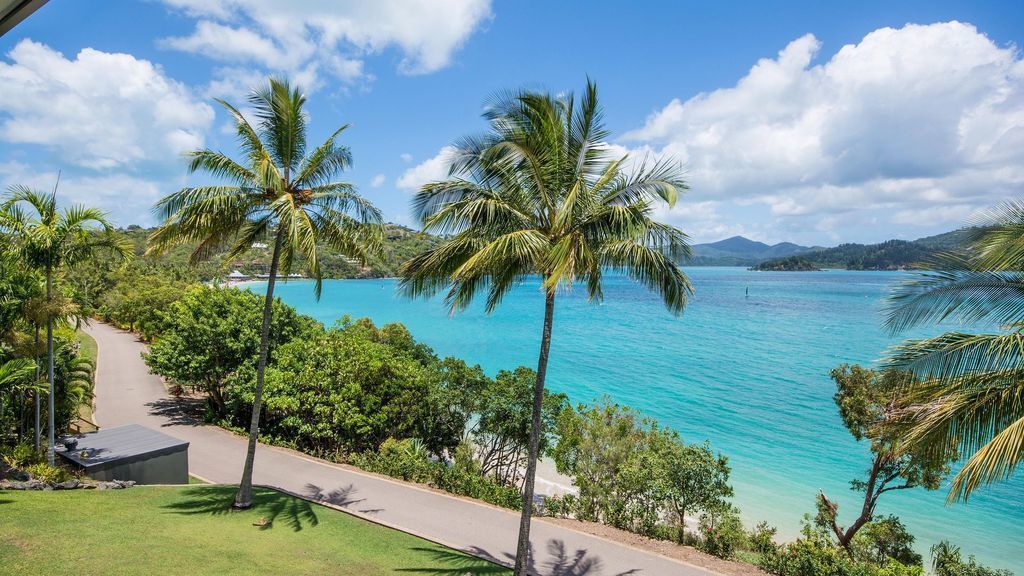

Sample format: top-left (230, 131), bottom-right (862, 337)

top-left (1, 0), bottom-right (1023, 245)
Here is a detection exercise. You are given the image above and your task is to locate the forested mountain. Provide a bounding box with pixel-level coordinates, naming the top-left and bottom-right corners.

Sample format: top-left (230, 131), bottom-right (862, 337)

top-left (687, 236), bottom-right (820, 266)
top-left (753, 228), bottom-right (974, 271)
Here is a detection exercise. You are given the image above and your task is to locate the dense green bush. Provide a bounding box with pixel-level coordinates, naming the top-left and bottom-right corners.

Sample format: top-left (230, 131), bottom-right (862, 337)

top-left (353, 439), bottom-right (521, 509)
top-left (759, 525), bottom-right (928, 576)
top-left (144, 286), bottom-right (318, 418)
top-left (697, 505), bottom-right (747, 559)
top-left (551, 401), bottom-right (732, 541)
top-left (931, 541), bottom-right (1013, 576)
top-left (24, 462), bottom-right (72, 483)
top-left (748, 521), bottom-right (779, 555)
top-left (1, 442), bottom-right (43, 468)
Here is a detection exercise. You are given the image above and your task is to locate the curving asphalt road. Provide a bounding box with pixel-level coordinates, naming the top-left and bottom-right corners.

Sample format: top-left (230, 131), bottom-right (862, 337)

top-left (84, 321), bottom-right (717, 576)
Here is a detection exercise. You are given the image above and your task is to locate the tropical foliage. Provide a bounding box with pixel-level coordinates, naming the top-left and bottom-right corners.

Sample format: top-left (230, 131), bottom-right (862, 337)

top-left (884, 201), bottom-right (1024, 501)
top-left (816, 365), bottom-right (949, 553)
top-left (147, 78), bottom-right (383, 508)
top-left (0, 186), bottom-right (127, 463)
top-left (547, 401), bottom-right (733, 546)
top-left (398, 79), bottom-right (692, 575)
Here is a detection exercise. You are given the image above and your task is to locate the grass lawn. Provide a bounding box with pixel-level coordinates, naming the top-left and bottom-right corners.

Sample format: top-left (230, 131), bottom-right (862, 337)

top-left (0, 485), bottom-right (509, 576)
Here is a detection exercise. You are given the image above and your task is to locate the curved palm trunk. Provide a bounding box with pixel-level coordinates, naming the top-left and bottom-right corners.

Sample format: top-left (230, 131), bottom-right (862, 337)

top-left (233, 231), bottom-right (284, 509)
top-left (45, 267), bottom-right (55, 466)
top-left (33, 323), bottom-right (40, 450)
top-left (513, 290), bottom-right (555, 576)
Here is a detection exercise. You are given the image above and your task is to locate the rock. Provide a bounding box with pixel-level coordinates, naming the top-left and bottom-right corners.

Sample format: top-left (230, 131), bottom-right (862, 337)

top-left (53, 480), bottom-right (81, 490)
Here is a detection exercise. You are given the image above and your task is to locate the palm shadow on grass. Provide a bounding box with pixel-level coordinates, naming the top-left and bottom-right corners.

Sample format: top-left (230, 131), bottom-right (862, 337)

top-left (161, 485), bottom-right (319, 532)
top-left (399, 539), bottom-right (638, 576)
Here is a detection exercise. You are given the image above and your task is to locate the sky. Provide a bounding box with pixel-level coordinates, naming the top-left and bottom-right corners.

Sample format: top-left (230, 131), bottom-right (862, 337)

top-left (1, 0), bottom-right (1023, 246)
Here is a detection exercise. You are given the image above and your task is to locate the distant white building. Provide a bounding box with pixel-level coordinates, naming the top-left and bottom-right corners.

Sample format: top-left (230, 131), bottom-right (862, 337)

top-left (227, 270), bottom-right (248, 280)
top-left (251, 242), bottom-right (268, 249)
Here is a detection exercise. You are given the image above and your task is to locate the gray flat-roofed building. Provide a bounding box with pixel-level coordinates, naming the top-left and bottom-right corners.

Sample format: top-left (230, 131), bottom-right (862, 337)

top-left (58, 424), bottom-right (189, 484)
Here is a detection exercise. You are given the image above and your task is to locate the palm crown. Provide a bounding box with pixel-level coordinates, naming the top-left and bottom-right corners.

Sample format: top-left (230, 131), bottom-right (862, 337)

top-left (400, 80), bottom-right (692, 311)
top-left (885, 200), bottom-right (1024, 501)
top-left (399, 79), bottom-right (691, 576)
top-left (1, 186), bottom-right (130, 275)
top-left (148, 78), bottom-right (383, 296)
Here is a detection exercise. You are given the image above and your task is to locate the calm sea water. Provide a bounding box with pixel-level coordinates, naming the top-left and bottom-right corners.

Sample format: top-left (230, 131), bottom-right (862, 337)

top-left (250, 268), bottom-right (1022, 570)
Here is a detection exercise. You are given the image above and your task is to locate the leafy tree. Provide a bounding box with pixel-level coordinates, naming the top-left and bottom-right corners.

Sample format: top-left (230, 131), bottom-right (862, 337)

top-left (417, 356), bottom-right (489, 458)
top-left (552, 401), bottom-right (731, 540)
top-left (658, 436), bottom-right (733, 543)
top-left (852, 515), bottom-right (921, 567)
top-left (817, 365), bottom-right (949, 555)
top-left (0, 186), bottom-right (129, 463)
top-left (399, 79), bottom-right (692, 575)
top-left (148, 78), bottom-right (383, 508)
top-left (242, 318), bottom-right (434, 455)
top-left (884, 201), bottom-right (1024, 502)
top-left (472, 367), bottom-right (566, 487)
top-left (144, 286), bottom-right (315, 417)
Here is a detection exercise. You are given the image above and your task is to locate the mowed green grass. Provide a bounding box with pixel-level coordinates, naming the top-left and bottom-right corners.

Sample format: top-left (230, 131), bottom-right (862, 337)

top-left (0, 485), bottom-right (509, 576)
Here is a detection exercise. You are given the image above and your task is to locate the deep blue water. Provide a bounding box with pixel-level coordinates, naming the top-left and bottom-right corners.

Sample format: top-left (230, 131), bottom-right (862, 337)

top-left (250, 268), bottom-right (1022, 570)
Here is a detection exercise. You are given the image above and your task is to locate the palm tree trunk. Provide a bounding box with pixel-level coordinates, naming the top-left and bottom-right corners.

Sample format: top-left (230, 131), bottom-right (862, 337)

top-left (46, 267), bottom-right (55, 466)
top-left (33, 323), bottom-right (40, 451)
top-left (234, 231), bottom-right (284, 509)
top-left (513, 290), bottom-right (555, 576)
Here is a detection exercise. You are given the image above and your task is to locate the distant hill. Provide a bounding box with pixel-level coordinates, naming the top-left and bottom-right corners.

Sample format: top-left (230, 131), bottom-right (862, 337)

top-left (686, 229), bottom-right (973, 269)
top-left (687, 236), bottom-right (820, 266)
top-left (752, 228), bottom-right (975, 271)
top-left (750, 256), bottom-right (822, 272)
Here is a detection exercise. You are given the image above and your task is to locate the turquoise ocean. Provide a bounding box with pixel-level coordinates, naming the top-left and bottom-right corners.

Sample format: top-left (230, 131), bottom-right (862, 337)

top-left (250, 268), bottom-right (1021, 570)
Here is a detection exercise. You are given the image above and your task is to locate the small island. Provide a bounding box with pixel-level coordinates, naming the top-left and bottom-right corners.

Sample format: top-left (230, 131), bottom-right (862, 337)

top-left (750, 256), bottom-right (823, 271)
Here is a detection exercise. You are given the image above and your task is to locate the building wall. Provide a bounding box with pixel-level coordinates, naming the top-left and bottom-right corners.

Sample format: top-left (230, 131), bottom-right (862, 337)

top-left (88, 450), bottom-right (189, 484)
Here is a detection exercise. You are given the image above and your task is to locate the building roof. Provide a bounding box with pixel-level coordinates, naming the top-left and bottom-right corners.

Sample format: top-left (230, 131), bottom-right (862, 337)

top-left (0, 0), bottom-right (48, 37)
top-left (58, 424), bottom-right (189, 472)
top-left (227, 270), bottom-right (248, 278)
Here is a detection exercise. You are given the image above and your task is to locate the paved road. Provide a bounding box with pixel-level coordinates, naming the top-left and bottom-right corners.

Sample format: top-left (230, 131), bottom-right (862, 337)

top-left (84, 321), bottom-right (716, 576)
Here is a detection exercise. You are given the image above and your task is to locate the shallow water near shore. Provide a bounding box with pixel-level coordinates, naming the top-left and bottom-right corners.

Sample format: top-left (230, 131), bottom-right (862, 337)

top-left (250, 268), bottom-right (1022, 570)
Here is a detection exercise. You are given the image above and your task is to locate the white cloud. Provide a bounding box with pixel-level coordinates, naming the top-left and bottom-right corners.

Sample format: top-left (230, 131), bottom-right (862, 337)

top-left (623, 22), bottom-right (1024, 243)
top-left (400, 153), bottom-right (413, 163)
top-left (0, 161), bottom-right (178, 226)
top-left (160, 0), bottom-right (492, 91)
top-left (397, 146), bottom-right (457, 191)
top-left (369, 174), bottom-right (386, 188)
top-left (0, 40), bottom-right (214, 170)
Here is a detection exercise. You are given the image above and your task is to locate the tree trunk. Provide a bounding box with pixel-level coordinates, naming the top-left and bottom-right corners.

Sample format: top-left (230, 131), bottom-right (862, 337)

top-left (33, 323), bottom-right (40, 451)
top-left (46, 267), bottom-right (55, 466)
top-left (513, 290), bottom-right (555, 576)
top-left (234, 231), bottom-right (284, 509)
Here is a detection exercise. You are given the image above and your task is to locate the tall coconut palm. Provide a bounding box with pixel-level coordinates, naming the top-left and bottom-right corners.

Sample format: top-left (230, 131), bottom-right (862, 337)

top-left (885, 200), bottom-right (1024, 502)
top-left (148, 78), bottom-right (383, 509)
top-left (399, 80), bottom-right (692, 575)
top-left (0, 186), bottom-right (129, 464)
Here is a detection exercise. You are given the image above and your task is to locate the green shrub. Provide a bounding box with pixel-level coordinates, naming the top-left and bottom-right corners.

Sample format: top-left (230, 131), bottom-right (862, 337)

top-left (749, 520), bottom-right (779, 555)
top-left (697, 505), bottom-right (747, 560)
top-left (351, 438), bottom-right (438, 483)
top-left (351, 440), bottom-right (523, 510)
top-left (931, 541), bottom-right (1013, 576)
top-left (1, 442), bottom-right (44, 468)
top-left (759, 527), bottom-right (928, 576)
top-left (24, 463), bottom-right (72, 483)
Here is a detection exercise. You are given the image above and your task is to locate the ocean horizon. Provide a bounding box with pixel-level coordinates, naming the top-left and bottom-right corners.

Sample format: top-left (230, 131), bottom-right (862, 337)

top-left (249, 267), bottom-right (1022, 571)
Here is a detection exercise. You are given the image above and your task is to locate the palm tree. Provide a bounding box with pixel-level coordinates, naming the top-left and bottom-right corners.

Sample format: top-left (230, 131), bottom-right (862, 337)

top-left (0, 358), bottom-right (41, 441)
top-left (148, 78), bottom-right (383, 509)
top-left (0, 187), bottom-right (129, 464)
top-left (399, 80), bottom-right (692, 575)
top-left (885, 200), bottom-right (1024, 502)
